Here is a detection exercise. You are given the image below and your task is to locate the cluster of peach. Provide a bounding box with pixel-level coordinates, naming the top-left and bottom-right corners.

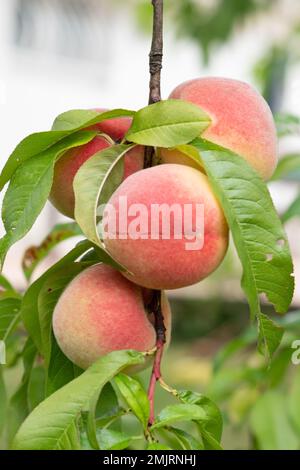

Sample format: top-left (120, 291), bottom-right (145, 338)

top-left (51, 78), bottom-right (278, 369)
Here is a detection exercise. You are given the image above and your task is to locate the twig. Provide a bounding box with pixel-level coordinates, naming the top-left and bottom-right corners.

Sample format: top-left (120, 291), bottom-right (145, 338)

top-left (147, 290), bottom-right (166, 426)
top-left (144, 0), bottom-right (163, 169)
top-left (148, 0), bottom-right (163, 105)
top-left (143, 0), bottom-right (166, 428)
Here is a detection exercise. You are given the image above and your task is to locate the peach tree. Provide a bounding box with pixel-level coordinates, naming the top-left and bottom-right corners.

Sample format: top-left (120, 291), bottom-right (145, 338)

top-left (0, 0), bottom-right (294, 451)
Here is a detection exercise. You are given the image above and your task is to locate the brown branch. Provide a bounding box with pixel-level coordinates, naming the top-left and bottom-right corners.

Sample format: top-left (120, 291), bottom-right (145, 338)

top-left (148, 0), bottom-right (163, 105)
top-left (143, 0), bottom-right (166, 428)
top-left (146, 290), bottom-right (166, 426)
top-left (144, 0), bottom-right (163, 170)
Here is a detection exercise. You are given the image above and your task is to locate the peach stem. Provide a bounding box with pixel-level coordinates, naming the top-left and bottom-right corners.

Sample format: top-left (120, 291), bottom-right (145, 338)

top-left (147, 290), bottom-right (166, 426)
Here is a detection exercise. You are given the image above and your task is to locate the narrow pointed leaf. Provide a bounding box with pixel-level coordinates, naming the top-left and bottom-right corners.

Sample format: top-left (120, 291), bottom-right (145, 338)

top-left (21, 240), bottom-right (93, 352)
top-left (38, 263), bottom-right (85, 365)
top-left (258, 314), bottom-right (284, 359)
top-left (192, 138), bottom-right (294, 359)
top-left (0, 109), bottom-right (134, 189)
top-left (0, 131), bottom-right (96, 269)
top-left (151, 404), bottom-right (208, 430)
top-left (46, 338), bottom-right (82, 397)
top-left (52, 108), bottom-right (135, 132)
top-left (74, 144), bottom-right (132, 248)
top-left (114, 373), bottom-right (150, 430)
top-left (12, 350), bottom-right (144, 450)
top-left (126, 100), bottom-right (210, 147)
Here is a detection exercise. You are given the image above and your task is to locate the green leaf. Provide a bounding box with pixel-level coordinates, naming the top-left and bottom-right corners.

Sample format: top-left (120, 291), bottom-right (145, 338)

top-left (288, 369), bottom-right (300, 434)
top-left (0, 297), bottom-right (22, 342)
top-left (22, 222), bottom-right (82, 281)
top-left (38, 263), bottom-right (85, 365)
top-left (86, 382), bottom-right (120, 450)
top-left (86, 393), bottom-right (101, 450)
top-left (147, 442), bottom-right (172, 450)
top-left (39, 245), bottom-right (124, 365)
top-left (0, 109), bottom-right (134, 190)
top-left (52, 108), bottom-right (135, 132)
top-left (46, 337), bottom-right (82, 397)
top-left (52, 109), bottom-right (101, 131)
top-left (167, 143), bottom-right (205, 170)
top-left (196, 428), bottom-right (222, 450)
top-left (165, 427), bottom-right (203, 450)
top-left (95, 382), bottom-right (120, 422)
top-left (275, 113), bottom-right (300, 138)
top-left (0, 131), bottom-right (96, 269)
top-left (257, 313), bottom-right (284, 359)
top-left (0, 368), bottom-right (7, 437)
top-left (194, 138), bottom-right (294, 316)
top-left (0, 153), bottom-right (54, 269)
top-left (250, 391), bottom-right (298, 450)
top-left (151, 404), bottom-right (208, 430)
top-left (7, 338), bottom-right (37, 443)
top-left (177, 390), bottom-right (222, 450)
top-left (96, 429), bottom-right (133, 450)
top-left (114, 373), bottom-right (150, 430)
top-left (0, 274), bottom-right (13, 291)
top-left (21, 240), bottom-right (92, 353)
top-left (74, 144), bottom-right (132, 248)
top-left (126, 100), bottom-right (210, 147)
top-left (0, 131), bottom-right (74, 191)
top-left (27, 366), bottom-right (46, 411)
top-left (282, 194), bottom-right (300, 223)
top-left (12, 350), bottom-right (145, 450)
top-left (214, 311), bottom-right (300, 372)
top-left (267, 348), bottom-right (292, 388)
top-left (0, 275), bottom-right (20, 300)
top-left (192, 138), bottom-right (294, 359)
top-left (271, 154), bottom-right (300, 181)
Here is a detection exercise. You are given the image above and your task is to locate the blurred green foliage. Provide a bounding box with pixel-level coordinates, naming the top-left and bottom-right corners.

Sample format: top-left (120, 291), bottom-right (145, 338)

top-left (124, 0), bottom-right (300, 112)
top-left (129, 0), bottom-right (276, 62)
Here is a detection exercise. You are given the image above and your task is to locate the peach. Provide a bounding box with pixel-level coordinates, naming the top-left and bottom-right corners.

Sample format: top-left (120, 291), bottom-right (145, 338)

top-left (103, 164), bottom-right (229, 290)
top-left (92, 110), bottom-right (144, 178)
top-left (92, 109), bottom-right (133, 142)
top-left (162, 77), bottom-right (277, 180)
top-left (49, 111), bottom-right (144, 218)
top-left (52, 264), bottom-right (171, 370)
top-left (49, 136), bottom-right (111, 218)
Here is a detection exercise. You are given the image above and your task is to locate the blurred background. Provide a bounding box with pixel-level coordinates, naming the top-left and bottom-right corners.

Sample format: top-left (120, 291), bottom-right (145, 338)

top-left (1, 0), bottom-right (300, 450)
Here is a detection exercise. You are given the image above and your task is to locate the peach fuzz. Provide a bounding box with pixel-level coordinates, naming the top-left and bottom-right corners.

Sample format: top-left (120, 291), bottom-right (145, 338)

top-left (52, 264), bottom-right (172, 370)
top-left (49, 114), bottom-right (144, 218)
top-left (92, 108), bottom-right (133, 142)
top-left (163, 77), bottom-right (278, 180)
top-left (103, 164), bottom-right (229, 290)
top-left (49, 135), bottom-right (111, 218)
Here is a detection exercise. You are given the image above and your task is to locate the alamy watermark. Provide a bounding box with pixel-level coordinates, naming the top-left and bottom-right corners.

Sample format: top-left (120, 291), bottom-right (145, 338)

top-left (99, 196), bottom-right (205, 251)
top-left (291, 340), bottom-right (300, 366)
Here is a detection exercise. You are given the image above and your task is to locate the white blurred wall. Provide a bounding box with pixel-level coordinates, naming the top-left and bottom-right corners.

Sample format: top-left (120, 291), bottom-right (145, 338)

top-left (0, 0), bottom-right (299, 302)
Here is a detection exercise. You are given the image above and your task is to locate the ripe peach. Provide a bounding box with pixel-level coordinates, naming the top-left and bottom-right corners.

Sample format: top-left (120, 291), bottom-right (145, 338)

top-left (92, 109), bottom-right (133, 142)
top-left (103, 164), bottom-right (229, 290)
top-left (52, 264), bottom-right (171, 370)
top-left (163, 77), bottom-right (278, 180)
top-left (49, 136), bottom-right (111, 218)
top-left (49, 111), bottom-right (144, 218)
top-left (92, 110), bottom-right (144, 177)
